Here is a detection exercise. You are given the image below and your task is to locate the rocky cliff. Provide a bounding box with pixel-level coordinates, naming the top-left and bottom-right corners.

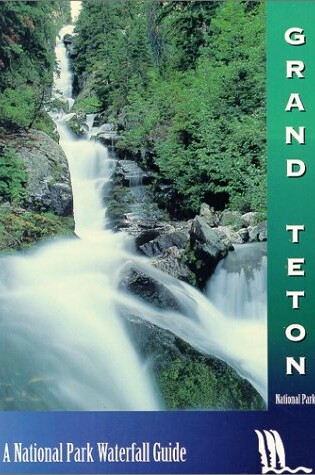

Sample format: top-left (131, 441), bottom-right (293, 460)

top-left (0, 129), bottom-right (74, 250)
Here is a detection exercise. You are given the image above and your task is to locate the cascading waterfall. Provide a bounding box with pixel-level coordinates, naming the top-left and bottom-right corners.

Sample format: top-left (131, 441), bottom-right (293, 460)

top-left (53, 25), bottom-right (75, 111)
top-left (0, 24), bottom-right (267, 411)
top-left (85, 113), bottom-right (97, 139)
top-left (207, 243), bottom-right (267, 320)
top-left (56, 120), bottom-right (116, 237)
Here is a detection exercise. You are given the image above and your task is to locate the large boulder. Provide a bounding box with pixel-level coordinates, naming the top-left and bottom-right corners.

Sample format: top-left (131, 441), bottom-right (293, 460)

top-left (199, 203), bottom-right (219, 227)
top-left (152, 246), bottom-right (192, 283)
top-left (190, 215), bottom-right (221, 245)
top-left (219, 210), bottom-right (243, 228)
top-left (63, 33), bottom-right (75, 57)
top-left (115, 160), bottom-right (152, 187)
top-left (49, 183), bottom-right (73, 216)
top-left (241, 211), bottom-right (261, 227)
top-left (188, 216), bottom-right (232, 287)
top-left (13, 130), bottom-right (73, 216)
top-left (135, 228), bottom-right (161, 248)
top-left (125, 318), bottom-right (183, 374)
top-left (133, 224), bottom-right (191, 283)
top-left (139, 230), bottom-right (189, 257)
top-left (216, 225), bottom-right (244, 245)
top-left (120, 267), bottom-right (182, 311)
top-left (249, 221), bottom-right (267, 242)
top-left (122, 313), bottom-right (265, 410)
top-left (119, 260), bottom-right (264, 410)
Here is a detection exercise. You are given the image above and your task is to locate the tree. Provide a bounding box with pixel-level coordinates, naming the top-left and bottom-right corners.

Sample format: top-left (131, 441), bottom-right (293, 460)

top-left (156, 0), bottom-right (220, 71)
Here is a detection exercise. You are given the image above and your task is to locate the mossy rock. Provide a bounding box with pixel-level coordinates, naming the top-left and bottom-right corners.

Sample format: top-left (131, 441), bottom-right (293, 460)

top-left (106, 183), bottom-right (134, 226)
top-left (158, 350), bottom-right (265, 411)
top-left (0, 205), bottom-right (75, 251)
top-left (126, 316), bottom-right (265, 411)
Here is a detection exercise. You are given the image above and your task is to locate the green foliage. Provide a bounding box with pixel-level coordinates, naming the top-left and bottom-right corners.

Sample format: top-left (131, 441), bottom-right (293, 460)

top-left (158, 355), bottom-right (265, 410)
top-left (31, 111), bottom-right (59, 142)
top-left (73, 75), bottom-right (102, 114)
top-left (156, 1), bottom-right (220, 71)
top-left (73, 0), bottom-right (266, 216)
top-left (152, 1), bottom-right (266, 213)
top-left (73, 1), bottom-right (154, 113)
top-left (74, 95), bottom-right (101, 114)
top-left (0, 2), bottom-right (54, 92)
top-left (0, 87), bottom-right (38, 130)
top-left (0, 148), bottom-right (27, 204)
top-left (159, 357), bottom-right (216, 409)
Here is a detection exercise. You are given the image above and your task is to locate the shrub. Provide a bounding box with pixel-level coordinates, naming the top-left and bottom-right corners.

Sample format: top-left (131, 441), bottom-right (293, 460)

top-left (0, 147), bottom-right (27, 204)
top-left (0, 87), bottom-right (38, 130)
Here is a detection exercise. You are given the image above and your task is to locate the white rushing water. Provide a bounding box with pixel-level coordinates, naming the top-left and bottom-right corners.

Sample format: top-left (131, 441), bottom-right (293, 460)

top-left (53, 25), bottom-right (75, 110)
top-left (0, 26), bottom-right (267, 410)
top-left (207, 243), bottom-right (267, 321)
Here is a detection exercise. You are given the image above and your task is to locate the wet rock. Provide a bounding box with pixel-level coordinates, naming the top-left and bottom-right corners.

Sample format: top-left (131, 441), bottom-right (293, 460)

top-left (135, 229), bottom-right (161, 248)
top-left (123, 315), bottom-right (265, 410)
top-left (216, 225), bottom-right (243, 245)
top-left (152, 246), bottom-right (192, 283)
top-left (97, 123), bottom-right (114, 133)
top-left (107, 181), bottom-right (163, 232)
top-left (93, 111), bottom-right (109, 127)
top-left (238, 227), bottom-right (249, 242)
top-left (139, 231), bottom-right (189, 257)
top-left (115, 160), bottom-right (152, 187)
top-left (116, 160), bottom-right (144, 186)
top-left (120, 268), bottom-right (181, 311)
top-left (120, 266), bottom-right (185, 368)
top-left (98, 133), bottom-right (121, 148)
top-left (106, 159), bottom-right (165, 233)
top-left (49, 182), bottom-right (73, 216)
top-left (125, 318), bottom-right (183, 373)
top-left (249, 221), bottom-right (267, 242)
top-left (188, 216), bottom-right (230, 287)
top-left (62, 33), bottom-right (75, 58)
top-left (123, 213), bottom-right (161, 232)
top-left (72, 71), bottom-right (88, 98)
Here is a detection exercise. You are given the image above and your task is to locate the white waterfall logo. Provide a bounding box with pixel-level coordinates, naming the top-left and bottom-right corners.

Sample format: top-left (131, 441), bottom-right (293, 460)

top-left (255, 430), bottom-right (312, 474)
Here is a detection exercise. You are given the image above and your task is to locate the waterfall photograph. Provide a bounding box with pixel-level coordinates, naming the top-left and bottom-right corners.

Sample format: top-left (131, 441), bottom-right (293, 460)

top-left (0, 0), bottom-right (266, 411)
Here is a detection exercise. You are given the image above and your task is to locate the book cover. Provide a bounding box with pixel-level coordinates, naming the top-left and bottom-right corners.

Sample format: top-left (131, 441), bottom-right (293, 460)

top-left (0, 0), bottom-right (313, 473)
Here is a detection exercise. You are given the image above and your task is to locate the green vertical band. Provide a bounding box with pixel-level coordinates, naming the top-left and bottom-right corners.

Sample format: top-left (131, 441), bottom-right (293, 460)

top-left (268, 1), bottom-right (315, 404)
